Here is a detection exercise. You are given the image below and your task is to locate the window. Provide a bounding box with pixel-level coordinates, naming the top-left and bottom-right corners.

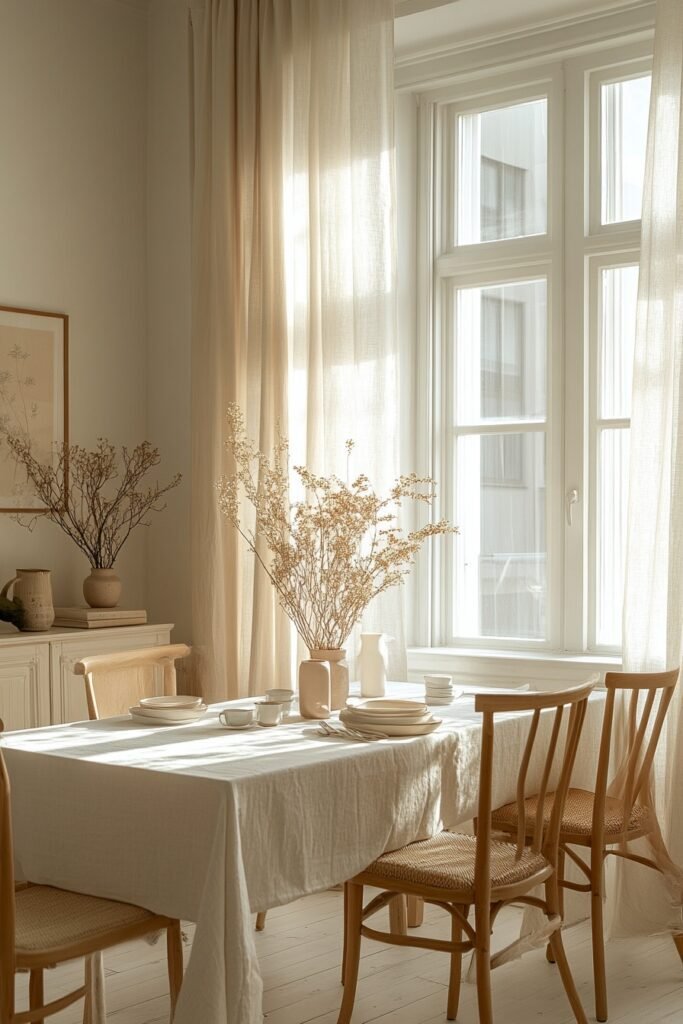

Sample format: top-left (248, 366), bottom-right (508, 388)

top-left (414, 49), bottom-right (652, 653)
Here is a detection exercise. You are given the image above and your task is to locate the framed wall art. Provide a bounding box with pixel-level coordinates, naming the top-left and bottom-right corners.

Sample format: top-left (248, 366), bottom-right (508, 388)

top-left (0, 304), bottom-right (68, 512)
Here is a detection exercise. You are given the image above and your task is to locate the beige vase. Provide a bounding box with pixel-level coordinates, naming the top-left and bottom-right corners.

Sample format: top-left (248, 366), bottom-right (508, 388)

top-left (298, 659), bottom-right (331, 720)
top-left (309, 649), bottom-right (349, 711)
top-left (83, 568), bottom-right (122, 608)
top-left (2, 569), bottom-right (55, 632)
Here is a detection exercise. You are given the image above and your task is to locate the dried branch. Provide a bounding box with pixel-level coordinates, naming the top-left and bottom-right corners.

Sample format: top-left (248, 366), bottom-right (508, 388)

top-left (5, 435), bottom-right (181, 568)
top-left (217, 404), bottom-right (457, 651)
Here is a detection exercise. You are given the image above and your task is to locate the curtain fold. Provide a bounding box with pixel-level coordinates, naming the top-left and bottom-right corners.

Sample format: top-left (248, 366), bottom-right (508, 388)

top-left (190, 0), bottom-right (399, 700)
top-left (611, 0), bottom-right (683, 936)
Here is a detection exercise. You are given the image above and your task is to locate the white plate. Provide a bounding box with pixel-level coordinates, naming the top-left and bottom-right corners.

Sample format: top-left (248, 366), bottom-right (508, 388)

top-left (343, 709), bottom-right (432, 727)
top-left (426, 697), bottom-right (455, 705)
top-left (129, 704), bottom-right (207, 723)
top-left (139, 695), bottom-right (202, 710)
top-left (340, 709), bottom-right (442, 736)
top-left (351, 698), bottom-right (428, 715)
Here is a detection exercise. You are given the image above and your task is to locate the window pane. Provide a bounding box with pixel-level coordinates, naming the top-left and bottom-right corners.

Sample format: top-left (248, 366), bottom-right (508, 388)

top-left (458, 99), bottom-right (547, 245)
top-left (454, 432), bottom-right (546, 640)
top-left (455, 280), bottom-right (547, 423)
top-left (600, 265), bottom-right (638, 419)
top-left (596, 427), bottom-right (630, 646)
top-left (601, 75), bottom-right (651, 224)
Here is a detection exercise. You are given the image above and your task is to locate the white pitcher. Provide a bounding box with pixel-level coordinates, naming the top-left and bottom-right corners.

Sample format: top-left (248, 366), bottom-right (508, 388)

top-left (1, 569), bottom-right (55, 632)
top-left (358, 633), bottom-right (387, 697)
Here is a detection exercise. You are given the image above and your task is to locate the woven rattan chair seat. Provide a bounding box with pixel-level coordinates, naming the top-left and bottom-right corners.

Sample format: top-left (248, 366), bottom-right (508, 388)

top-left (363, 831), bottom-right (548, 893)
top-left (15, 885), bottom-right (157, 954)
top-left (492, 787), bottom-right (652, 838)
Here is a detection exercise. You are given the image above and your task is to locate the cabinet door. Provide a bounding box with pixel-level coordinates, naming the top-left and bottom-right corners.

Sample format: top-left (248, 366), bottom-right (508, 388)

top-left (51, 627), bottom-right (172, 724)
top-left (0, 644), bottom-right (51, 731)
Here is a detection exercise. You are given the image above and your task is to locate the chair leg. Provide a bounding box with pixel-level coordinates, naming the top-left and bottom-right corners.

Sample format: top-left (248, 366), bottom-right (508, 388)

top-left (255, 911), bottom-right (267, 932)
top-left (673, 932), bottom-right (683, 964)
top-left (83, 953), bottom-right (105, 1024)
top-left (407, 895), bottom-right (424, 928)
top-left (590, 850), bottom-right (608, 1023)
top-left (167, 920), bottom-right (184, 1021)
top-left (341, 883), bottom-right (348, 985)
top-left (548, 927), bottom-right (588, 1024)
top-left (447, 904), bottom-right (468, 1021)
top-left (337, 882), bottom-right (364, 1024)
top-left (29, 969), bottom-right (44, 1024)
top-left (474, 903), bottom-right (492, 1024)
top-left (547, 845), bottom-right (566, 964)
top-left (388, 893), bottom-right (407, 936)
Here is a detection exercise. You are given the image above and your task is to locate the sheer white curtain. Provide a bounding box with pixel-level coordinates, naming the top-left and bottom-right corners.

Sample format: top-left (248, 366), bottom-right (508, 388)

top-left (611, 0), bottom-right (683, 936)
top-left (190, 0), bottom-right (400, 700)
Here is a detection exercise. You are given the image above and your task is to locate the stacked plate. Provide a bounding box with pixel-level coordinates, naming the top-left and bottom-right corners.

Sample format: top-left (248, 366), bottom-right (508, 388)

top-left (129, 695), bottom-right (207, 725)
top-left (340, 698), bottom-right (441, 736)
top-left (424, 675), bottom-right (458, 705)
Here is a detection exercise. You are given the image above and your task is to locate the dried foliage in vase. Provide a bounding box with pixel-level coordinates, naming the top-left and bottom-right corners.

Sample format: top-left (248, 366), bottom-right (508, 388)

top-left (5, 435), bottom-right (181, 569)
top-left (217, 404), bottom-right (457, 651)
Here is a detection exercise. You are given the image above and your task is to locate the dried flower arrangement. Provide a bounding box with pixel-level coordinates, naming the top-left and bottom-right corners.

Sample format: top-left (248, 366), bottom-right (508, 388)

top-left (5, 435), bottom-right (181, 569)
top-left (217, 404), bottom-right (457, 651)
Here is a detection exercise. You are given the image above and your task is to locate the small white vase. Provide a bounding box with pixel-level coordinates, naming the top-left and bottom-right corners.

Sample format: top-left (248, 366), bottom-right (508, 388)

top-left (83, 568), bottom-right (122, 608)
top-left (358, 633), bottom-right (387, 697)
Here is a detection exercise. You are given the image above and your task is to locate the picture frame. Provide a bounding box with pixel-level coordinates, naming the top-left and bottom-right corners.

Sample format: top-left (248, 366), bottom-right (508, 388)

top-left (0, 304), bottom-right (69, 512)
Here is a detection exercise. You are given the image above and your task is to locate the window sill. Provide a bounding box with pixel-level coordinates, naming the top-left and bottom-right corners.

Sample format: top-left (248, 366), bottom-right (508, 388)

top-left (407, 646), bottom-right (621, 689)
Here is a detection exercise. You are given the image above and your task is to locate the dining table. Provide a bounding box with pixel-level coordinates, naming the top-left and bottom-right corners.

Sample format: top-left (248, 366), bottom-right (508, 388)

top-left (1, 681), bottom-right (605, 1024)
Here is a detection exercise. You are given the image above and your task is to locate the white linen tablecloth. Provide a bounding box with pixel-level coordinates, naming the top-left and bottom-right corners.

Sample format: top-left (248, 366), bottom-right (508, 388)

top-left (1, 683), bottom-right (604, 1024)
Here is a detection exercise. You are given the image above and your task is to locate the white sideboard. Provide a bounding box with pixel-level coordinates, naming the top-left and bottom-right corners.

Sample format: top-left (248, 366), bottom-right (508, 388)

top-left (0, 623), bottom-right (173, 730)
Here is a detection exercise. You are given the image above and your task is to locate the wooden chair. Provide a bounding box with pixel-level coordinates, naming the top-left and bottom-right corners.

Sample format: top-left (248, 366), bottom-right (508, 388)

top-left (73, 644), bottom-right (191, 721)
top-left (337, 682), bottom-right (594, 1024)
top-left (491, 668), bottom-right (681, 1022)
top-left (0, 746), bottom-right (183, 1023)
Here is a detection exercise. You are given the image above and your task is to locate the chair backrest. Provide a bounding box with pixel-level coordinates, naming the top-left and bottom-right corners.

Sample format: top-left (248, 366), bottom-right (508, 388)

top-left (0, 745), bottom-right (16, 1021)
top-left (73, 644), bottom-right (192, 720)
top-left (593, 669), bottom-right (679, 839)
top-left (474, 682), bottom-right (594, 897)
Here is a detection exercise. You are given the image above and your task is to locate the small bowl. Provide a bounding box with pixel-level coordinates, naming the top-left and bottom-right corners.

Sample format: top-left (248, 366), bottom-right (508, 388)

top-left (266, 689), bottom-right (295, 702)
top-left (140, 695), bottom-right (203, 710)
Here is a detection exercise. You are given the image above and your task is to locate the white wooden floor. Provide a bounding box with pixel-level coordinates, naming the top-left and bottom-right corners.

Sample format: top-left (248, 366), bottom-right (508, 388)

top-left (16, 890), bottom-right (683, 1023)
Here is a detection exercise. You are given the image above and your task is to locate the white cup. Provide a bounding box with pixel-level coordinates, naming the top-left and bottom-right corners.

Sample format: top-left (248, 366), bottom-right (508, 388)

top-left (219, 707), bottom-right (254, 729)
top-left (266, 689), bottom-right (295, 718)
top-left (256, 701), bottom-right (283, 727)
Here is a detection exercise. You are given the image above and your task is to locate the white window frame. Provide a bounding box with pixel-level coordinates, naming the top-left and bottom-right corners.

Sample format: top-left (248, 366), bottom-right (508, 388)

top-left (411, 40), bottom-right (653, 658)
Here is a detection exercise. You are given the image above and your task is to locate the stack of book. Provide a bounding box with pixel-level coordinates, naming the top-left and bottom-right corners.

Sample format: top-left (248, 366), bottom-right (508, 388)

top-left (53, 607), bottom-right (147, 629)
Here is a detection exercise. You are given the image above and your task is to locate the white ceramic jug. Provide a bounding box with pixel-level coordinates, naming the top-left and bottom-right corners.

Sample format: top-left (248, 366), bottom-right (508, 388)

top-left (358, 633), bottom-right (387, 697)
top-left (1, 569), bottom-right (55, 632)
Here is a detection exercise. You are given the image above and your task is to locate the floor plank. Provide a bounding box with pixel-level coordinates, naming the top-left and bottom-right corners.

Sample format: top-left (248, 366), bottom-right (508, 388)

top-left (13, 890), bottom-right (682, 1022)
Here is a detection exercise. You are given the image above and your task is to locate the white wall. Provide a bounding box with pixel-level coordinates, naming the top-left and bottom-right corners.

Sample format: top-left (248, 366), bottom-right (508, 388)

top-left (0, 0), bottom-right (153, 617)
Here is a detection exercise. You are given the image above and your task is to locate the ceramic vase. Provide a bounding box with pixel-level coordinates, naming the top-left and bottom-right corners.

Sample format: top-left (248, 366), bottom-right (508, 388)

top-left (83, 568), bottom-right (122, 608)
top-left (298, 659), bottom-right (331, 719)
top-left (3, 569), bottom-right (55, 632)
top-left (358, 633), bottom-right (387, 697)
top-left (309, 649), bottom-right (349, 711)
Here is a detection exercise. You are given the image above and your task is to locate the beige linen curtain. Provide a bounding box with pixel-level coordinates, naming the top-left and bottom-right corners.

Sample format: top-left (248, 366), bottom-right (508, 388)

top-left (610, 0), bottom-right (683, 936)
top-left (190, 0), bottom-right (399, 700)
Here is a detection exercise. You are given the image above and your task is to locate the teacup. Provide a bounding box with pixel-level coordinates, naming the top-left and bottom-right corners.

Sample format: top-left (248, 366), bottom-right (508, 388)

top-left (219, 707), bottom-right (254, 729)
top-left (256, 701), bottom-right (283, 728)
top-left (266, 688), bottom-right (295, 718)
